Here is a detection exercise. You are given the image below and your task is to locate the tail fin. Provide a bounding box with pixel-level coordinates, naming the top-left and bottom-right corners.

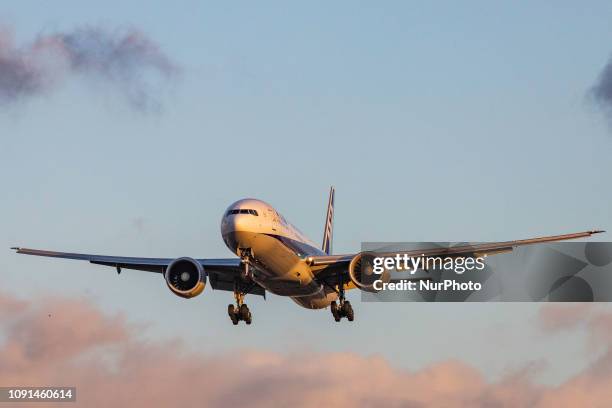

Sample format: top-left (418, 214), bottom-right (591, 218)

top-left (322, 186), bottom-right (335, 255)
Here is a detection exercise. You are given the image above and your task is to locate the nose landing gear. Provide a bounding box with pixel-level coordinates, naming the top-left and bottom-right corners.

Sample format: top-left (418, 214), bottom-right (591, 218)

top-left (238, 248), bottom-right (253, 280)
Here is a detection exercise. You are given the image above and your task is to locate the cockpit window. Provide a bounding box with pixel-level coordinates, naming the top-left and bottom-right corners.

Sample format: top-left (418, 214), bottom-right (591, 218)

top-left (226, 209), bottom-right (258, 216)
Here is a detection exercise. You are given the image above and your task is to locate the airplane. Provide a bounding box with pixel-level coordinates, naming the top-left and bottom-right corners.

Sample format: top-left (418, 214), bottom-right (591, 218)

top-left (12, 187), bottom-right (604, 325)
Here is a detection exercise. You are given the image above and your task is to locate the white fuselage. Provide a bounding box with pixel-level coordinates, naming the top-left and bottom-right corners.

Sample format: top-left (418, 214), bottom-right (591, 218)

top-left (220, 199), bottom-right (337, 309)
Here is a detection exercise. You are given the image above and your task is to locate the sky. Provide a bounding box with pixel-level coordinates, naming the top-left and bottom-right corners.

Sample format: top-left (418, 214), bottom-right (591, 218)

top-left (1, 1), bottom-right (612, 404)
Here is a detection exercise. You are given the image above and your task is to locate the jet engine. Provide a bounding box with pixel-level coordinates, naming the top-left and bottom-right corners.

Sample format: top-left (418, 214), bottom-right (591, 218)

top-left (164, 257), bottom-right (206, 298)
top-left (348, 252), bottom-right (390, 292)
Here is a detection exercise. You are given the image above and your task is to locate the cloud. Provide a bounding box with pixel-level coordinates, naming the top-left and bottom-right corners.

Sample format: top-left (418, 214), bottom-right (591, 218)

top-left (539, 303), bottom-right (612, 347)
top-left (0, 25), bottom-right (178, 111)
top-left (1, 293), bottom-right (612, 407)
top-left (589, 56), bottom-right (612, 124)
top-left (537, 303), bottom-right (594, 332)
top-left (535, 304), bottom-right (612, 406)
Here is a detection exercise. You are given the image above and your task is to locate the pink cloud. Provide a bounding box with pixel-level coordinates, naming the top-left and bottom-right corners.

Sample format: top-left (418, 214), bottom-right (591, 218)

top-left (1, 293), bottom-right (611, 407)
top-left (538, 303), bottom-right (594, 332)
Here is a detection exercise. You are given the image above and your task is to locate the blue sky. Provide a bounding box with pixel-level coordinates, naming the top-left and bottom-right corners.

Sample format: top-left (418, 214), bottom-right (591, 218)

top-left (1, 1), bottom-right (612, 385)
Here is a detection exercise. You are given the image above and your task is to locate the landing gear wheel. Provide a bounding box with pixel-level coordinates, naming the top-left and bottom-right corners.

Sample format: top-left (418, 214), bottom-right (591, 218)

top-left (242, 304), bottom-right (252, 325)
top-left (239, 304), bottom-right (250, 320)
top-left (330, 301), bottom-right (341, 322)
top-left (228, 304), bottom-right (239, 325)
top-left (341, 301), bottom-right (352, 315)
top-left (344, 301), bottom-right (354, 321)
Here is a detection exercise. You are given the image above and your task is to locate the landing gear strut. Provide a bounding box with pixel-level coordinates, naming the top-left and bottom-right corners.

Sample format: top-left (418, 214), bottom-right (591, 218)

top-left (238, 248), bottom-right (253, 280)
top-left (330, 278), bottom-right (354, 322)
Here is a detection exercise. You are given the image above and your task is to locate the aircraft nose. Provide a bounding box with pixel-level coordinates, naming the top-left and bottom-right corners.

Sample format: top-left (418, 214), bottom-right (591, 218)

top-left (226, 214), bottom-right (250, 232)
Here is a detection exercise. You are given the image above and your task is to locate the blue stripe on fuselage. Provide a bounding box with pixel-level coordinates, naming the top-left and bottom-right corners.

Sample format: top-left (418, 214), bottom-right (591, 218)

top-left (264, 234), bottom-right (326, 257)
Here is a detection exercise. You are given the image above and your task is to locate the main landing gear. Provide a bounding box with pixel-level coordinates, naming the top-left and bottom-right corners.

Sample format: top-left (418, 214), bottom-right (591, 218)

top-left (330, 280), bottom-right (354, 322)
top-left (228, 291), bottom-right (252, 325)
top-left (228, 251), bottom-right (253, 325)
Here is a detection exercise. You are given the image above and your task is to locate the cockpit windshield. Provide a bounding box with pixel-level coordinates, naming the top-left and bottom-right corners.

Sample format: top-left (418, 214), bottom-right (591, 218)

top-left (226, 209), bottom-right (258, 216)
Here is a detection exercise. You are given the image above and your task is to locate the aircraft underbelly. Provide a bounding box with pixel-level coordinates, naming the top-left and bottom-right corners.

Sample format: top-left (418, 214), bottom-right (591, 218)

top-left (290, 291), bottom-right (338, 309)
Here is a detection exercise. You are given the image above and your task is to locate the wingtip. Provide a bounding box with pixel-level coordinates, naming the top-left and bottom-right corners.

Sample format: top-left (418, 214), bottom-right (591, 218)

top-left (10, 247), bottom-right (20, 251)
top-left (591, 230), bottom-right (605, 235)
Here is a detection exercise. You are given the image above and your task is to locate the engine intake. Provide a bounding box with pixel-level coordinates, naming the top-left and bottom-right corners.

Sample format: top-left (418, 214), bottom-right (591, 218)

top-left (165, 257), bottom-right (206, 298)
top-left (348, 252), bottom-right (390, 292)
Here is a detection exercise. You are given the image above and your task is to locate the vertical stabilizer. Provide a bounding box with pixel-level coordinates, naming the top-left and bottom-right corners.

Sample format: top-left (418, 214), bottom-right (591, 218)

top-left (322, 186), bottom-right (335, 255)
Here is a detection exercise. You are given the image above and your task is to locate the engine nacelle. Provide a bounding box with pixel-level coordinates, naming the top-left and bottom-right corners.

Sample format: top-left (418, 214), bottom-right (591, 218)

top-left (348, 252), bottom-right (391, 293)
top-left (164, 257), bottom-right (206, 298)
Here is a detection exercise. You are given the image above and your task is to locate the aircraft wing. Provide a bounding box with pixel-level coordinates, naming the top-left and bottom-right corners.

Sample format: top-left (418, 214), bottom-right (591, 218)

top-left (10, 247), bottom-right (265, 297)
top-left (308, 230), bottom-right (604, 287)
